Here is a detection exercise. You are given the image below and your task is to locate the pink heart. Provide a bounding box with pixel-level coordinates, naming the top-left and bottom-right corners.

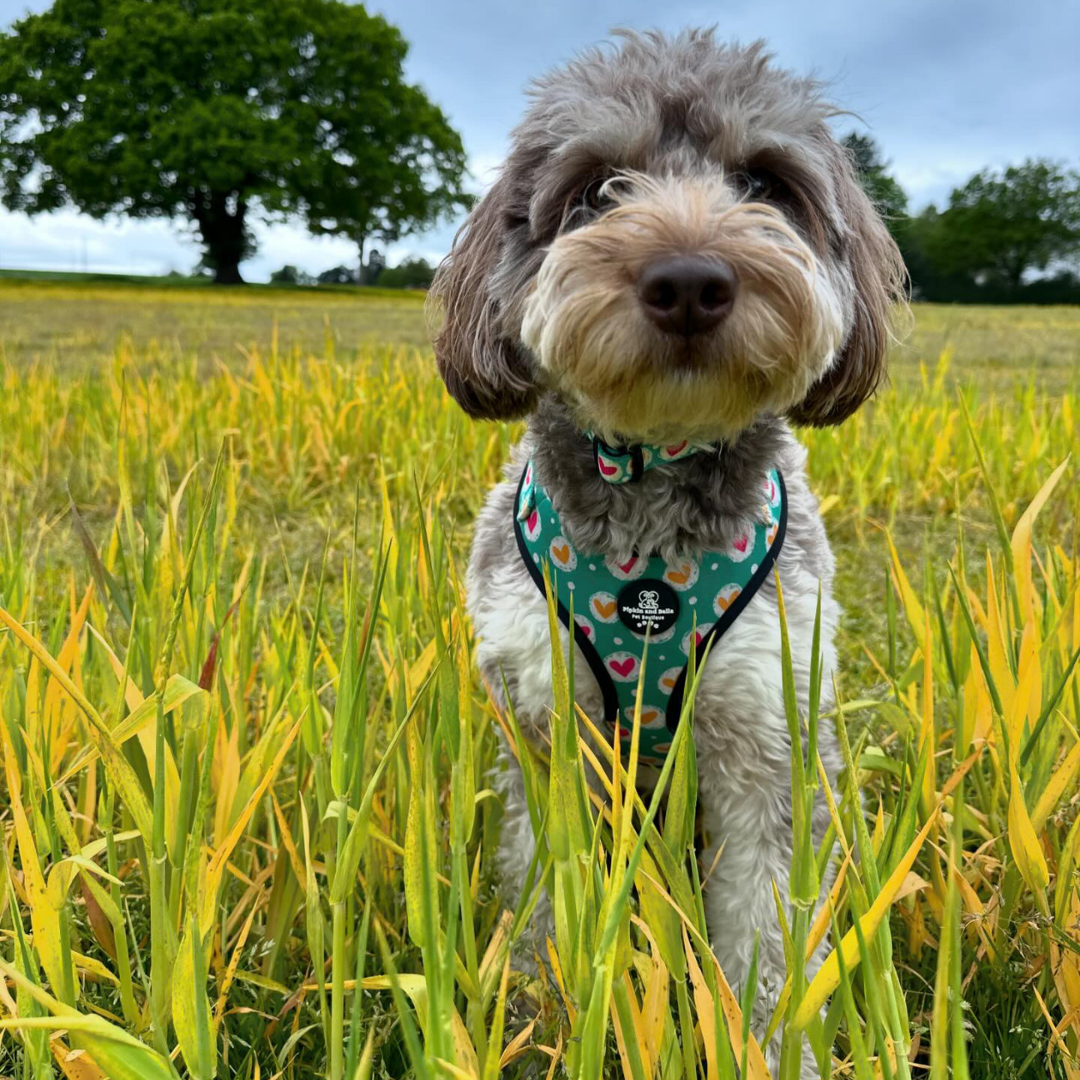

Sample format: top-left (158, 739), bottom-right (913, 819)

top-left (695, 631), bottom-right (706, 645)
top-left (618, 556), bottom-right (638, 574)
top-left (733, 535), bottom-right (749, 553)
top-left (666, 441), bottom-right (688, 456)
top-left (526, 510), bottom-right (539, 532)
top-left (610, 657), bottom-right (636, 678)
top-left (579, 624), bottom-right (592, 638)
top-left (598, 457), bottom-right (619, 476)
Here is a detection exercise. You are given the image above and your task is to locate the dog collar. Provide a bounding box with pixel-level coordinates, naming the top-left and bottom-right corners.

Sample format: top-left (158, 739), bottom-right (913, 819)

top-left (513, 460), bottom-right (787, 765)
top-left (588, 431), bottom-right (707, 484)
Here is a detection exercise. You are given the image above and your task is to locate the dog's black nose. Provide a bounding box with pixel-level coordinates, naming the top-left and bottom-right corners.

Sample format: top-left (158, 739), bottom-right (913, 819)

top-left (636, 256), bottom-right (738, 336)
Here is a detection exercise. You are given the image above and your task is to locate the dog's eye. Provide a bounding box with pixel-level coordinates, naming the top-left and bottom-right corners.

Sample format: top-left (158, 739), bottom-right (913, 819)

top-left (560, 177), bottom-right (614, 232)
top-left (736, 167), bottom-right (788, 203)
top-left (580, 177), bottom-right (614, 213)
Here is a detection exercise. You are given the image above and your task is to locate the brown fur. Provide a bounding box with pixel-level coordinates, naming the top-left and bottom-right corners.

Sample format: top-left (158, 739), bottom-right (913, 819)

top-left (428, 177), bottom-right (539, 420)
top-left (430, 32), bottom-right (907, 434)
top-left (787, 142), bottom-right (907, 426)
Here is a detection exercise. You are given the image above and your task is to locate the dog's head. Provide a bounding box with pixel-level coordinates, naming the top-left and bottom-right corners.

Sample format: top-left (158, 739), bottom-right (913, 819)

top-left (430, 30), bottom-right (906, 444)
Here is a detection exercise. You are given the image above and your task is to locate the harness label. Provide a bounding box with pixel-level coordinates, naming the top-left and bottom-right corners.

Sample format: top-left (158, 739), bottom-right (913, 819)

top-left (617, 579), bottom-right (680, 636)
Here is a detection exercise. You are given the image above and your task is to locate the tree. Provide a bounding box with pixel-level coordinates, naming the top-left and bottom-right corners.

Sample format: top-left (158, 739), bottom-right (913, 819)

top-left (270, 264), bottom-right (315, 286)
top-left (379, 256), bottom-right (435, 289)
top-left (318, 265), bottom-right (357, 285)
top-left (842, 132), bottom-right (908, 236)
top-left (923, 160), bottom-right (1080, 289)
top-left (0, 0), bottom-right (469, 284)
top-left (359, 249), bottom-right (386, 286)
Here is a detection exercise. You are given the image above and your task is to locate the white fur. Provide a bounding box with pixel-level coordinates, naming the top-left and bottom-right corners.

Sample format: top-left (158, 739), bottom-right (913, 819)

top-left (468, 450), bottom-right (837, 1076)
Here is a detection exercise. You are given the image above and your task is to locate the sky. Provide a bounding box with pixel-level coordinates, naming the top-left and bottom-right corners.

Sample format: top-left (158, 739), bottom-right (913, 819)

top-left (0, 0), bottom-right (1076, 282)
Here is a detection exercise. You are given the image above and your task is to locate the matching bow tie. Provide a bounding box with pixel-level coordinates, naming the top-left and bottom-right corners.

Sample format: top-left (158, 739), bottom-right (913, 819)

top-left (589, 432), bottom-right (704, 484)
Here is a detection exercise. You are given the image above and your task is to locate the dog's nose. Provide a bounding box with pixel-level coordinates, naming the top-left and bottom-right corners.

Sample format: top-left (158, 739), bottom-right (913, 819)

top-left (636, 256), bottom-right (738, 336)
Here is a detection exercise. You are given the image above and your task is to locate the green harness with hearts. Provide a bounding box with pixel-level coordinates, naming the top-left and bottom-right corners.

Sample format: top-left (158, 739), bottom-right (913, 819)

top-left (513, 436), bottom-right (787, 765)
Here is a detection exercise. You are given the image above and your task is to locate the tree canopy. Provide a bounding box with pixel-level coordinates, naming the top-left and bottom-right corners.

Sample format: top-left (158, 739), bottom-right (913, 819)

top-left (0, 0), bottom-right (469, 283)
top-left (917, 161), bottom-right (1080, 289)
top-left (842, 133), bottom-right (1080, 303)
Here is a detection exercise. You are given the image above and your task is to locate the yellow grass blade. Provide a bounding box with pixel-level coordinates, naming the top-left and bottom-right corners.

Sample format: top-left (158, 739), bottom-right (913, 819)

top-left (1007, 759), bottom-right (1050, 896)
top-left (51, 1039), bottom-right (107, 1080)
top-left (1011, 457), bottom-right (1070, 619)
top-left (794, 753), bottom-right (978, 1029)
top-left (886, 530), bottom-right (926, 650)
top-left (171, 916), bottom-right (215, 1080)
top-left (0, 607), bottom-right (154, 842)
top-left (201, 715), bottom-right (304, 935)
top-left (1032, 738), bottom-right (1080, 833)
top-left (362, 975), bottom-right (479, 1077)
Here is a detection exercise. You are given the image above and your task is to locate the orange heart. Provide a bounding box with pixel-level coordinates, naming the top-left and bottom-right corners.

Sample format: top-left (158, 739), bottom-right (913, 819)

top-left (552, 544), bottom-right (571, 564)
top-left (661, 676), bottom-right (677, 690)
top-left (640, 709), bottom-right (660, 725)
top-left (594, 599), bottom-right (616, 619)
top-left (716, 588), bottom-right (741, 612)
top-left (667, 565), bottom-right (691, 585)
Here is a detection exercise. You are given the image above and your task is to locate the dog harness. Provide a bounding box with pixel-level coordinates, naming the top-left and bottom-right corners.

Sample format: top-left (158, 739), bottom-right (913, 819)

top-left (513, 436), bottom-right (787, 765)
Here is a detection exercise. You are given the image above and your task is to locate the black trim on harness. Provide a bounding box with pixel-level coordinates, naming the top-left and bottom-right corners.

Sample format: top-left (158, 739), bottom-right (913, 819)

top-left (663, 470), bottom-right (787, 730)
top-left (512, 465), bottom-right (788, 735)
top-left (513, 466), bottom-right (621, 728)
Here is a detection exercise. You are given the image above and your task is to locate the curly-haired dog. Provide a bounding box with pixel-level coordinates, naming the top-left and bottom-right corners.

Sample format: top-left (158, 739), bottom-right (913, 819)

top-left (430, 29), bottom-right (904, 1071)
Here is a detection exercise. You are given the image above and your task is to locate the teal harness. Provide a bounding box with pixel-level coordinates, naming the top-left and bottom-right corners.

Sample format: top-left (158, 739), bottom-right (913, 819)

top-left (513, 435), bottom-right (787, 766)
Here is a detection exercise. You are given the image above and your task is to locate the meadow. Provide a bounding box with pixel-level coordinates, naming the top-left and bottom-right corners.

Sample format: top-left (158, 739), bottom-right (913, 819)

top-left (0, 280), bottom-right (1078, 1080)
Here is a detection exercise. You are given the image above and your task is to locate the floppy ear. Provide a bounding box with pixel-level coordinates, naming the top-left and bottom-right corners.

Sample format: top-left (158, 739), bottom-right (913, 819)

top-left (429, 177), bottom-right (539, 420)
top-left (787, 143), bottom-right (906, 427)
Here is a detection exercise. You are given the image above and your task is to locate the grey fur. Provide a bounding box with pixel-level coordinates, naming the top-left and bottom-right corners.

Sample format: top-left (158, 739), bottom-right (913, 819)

top-left (430, 29), bottom-right (905, 426)
top-left (436, 30), bottom-right (902, 1075)
top-left (528, 395), bottom-right (791, 563)
top-left (468, 406), bottom-right (836, 741)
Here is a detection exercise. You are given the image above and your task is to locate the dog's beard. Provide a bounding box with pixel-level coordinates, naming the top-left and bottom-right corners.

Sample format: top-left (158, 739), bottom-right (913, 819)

top-left (520, 175), bottom-right (847, 444)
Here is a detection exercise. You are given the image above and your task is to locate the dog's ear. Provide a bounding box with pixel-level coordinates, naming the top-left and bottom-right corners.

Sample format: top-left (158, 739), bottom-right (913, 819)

top-left (429, 177), bottom-right (539, 421)
top-left (788, 142), bottom-right (906, 428)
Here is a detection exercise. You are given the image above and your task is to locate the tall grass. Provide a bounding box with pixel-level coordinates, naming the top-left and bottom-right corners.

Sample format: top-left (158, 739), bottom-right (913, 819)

top-left (1, 318), bottom-right (1078, 1078)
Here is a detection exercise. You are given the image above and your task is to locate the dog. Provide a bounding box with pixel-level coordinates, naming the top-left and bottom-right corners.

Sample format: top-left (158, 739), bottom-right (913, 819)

top-left (430, 29), bottom-right (904, 1072)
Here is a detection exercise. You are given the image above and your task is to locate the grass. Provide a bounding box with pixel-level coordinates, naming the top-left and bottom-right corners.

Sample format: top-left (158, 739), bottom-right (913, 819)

top-left (0, 279), bottom-right (430, 371)
top-left (0, 282), bottom-right (1079, 1079)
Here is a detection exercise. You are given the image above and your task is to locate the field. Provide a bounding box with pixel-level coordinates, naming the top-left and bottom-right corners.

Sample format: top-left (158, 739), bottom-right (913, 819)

top-left (1, 280), bottom-right (1079, 1080)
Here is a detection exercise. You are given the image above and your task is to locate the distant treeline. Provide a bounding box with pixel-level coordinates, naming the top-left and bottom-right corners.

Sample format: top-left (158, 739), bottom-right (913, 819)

top-left (270, 255), bottom-right (435, 290)
top-left (846, 135), bottom-right (1080, 304)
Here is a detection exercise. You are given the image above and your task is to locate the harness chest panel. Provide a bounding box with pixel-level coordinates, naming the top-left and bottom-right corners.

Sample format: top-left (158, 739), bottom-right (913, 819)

top-left (512, 461), bottom-right (787, 765)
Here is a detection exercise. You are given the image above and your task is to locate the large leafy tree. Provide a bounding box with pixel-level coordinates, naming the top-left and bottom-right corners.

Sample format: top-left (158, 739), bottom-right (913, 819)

top-left (0, 0), bottom-right (469, 283)
top-left (922, 160), bottom-right (1080, 289)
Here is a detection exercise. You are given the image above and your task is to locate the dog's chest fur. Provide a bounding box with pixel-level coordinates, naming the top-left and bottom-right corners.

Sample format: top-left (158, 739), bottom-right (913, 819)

top-left (466, 399), bottom-right (841, 775)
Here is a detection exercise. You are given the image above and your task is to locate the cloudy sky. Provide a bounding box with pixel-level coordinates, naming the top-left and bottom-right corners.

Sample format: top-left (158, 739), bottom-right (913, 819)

top-left (0, 0), bottom-right (1076, 281)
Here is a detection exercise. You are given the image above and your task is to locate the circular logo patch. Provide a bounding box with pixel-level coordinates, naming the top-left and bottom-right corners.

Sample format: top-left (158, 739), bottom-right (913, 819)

top-left (616, 579), bottom-right (680, 636)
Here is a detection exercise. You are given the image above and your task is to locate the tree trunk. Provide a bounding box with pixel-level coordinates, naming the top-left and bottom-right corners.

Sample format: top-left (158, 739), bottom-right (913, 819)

top-left (214, 258), bottom-right (244, 286)
top-left (193, 191), bottom-right (248, 285)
